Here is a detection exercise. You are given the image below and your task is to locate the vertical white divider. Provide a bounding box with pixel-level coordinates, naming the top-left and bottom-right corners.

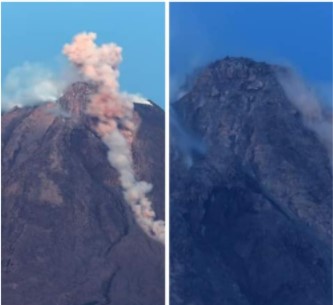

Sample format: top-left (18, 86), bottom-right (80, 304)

top-left (165, 1), bottom-right (170, 305)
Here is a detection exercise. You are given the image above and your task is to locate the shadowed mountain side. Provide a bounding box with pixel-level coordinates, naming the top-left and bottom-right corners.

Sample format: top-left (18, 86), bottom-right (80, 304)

top-left (171, 57), bottom-right (332, 305)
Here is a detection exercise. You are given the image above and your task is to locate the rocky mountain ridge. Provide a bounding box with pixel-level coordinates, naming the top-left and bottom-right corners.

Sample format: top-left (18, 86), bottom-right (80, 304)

top-left (2, 82), bottom-right (165, 305)
top-left (171, 57), bottom-right (332, 305)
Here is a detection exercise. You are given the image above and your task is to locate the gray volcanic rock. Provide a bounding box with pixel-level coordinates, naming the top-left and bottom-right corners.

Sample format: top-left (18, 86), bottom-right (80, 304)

top-left (2, 82), bottom-right (165, 305)
top-left (171, 57), bottom-right (332, 305)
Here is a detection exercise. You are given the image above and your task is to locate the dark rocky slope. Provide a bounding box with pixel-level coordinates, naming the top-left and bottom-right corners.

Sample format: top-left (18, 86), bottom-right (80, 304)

top-left (171, 57), bottom-right (332, 305)
top-left (2, 82), bottom-right (165, 305)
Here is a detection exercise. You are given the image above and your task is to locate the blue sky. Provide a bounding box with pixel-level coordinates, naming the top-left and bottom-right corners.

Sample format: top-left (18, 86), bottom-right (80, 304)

top-left (2, 2), bottom-right (165, 107)
top-left (171, 2), bottom-right (332, 100)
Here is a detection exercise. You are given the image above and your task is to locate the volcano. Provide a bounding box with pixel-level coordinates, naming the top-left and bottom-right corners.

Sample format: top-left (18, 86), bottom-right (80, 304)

top-left (170, 57), bottom-right (332, 305)
top-left (2, 82), bottom-right (165, 305)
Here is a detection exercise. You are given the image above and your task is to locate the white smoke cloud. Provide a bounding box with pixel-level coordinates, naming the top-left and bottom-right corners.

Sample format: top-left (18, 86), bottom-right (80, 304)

top-left (2, 62), bottom-right (65, 111)
top-left (171, 106), bottom-right (206, 168)
top-left (45, 104), bottom-right (71, 119)
top-left (277, 71), bottom-right (332, 160)
top-left (2, 59), bottom-right (83, 113)
top-left (63, 32), bottom-right (164, 244)
top-left (123, 92), bottom-right (153, 106)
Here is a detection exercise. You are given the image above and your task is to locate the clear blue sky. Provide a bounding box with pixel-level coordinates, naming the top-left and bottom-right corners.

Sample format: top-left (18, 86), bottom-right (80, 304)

top-left (2, 2), bottom-right (165, 107)
top-left (171, 2), bottom-right (332, 99)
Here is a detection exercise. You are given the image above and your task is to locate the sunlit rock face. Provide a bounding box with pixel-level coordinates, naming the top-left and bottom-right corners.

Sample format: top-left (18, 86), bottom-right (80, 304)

top-left (171, 57), bottom-right (332, 305)
top-left (2, 82), bottom-right (165, 305)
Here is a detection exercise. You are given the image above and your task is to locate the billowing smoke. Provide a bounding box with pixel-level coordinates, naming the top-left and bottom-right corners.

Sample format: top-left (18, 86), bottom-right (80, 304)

top-left (63, 32), bottom-right (164, 244)
top-left (277, 71), bottom-right (332, 160)
top-left (2, 61), bottom-right (82, 112)
top-left (2, 62), bottom-right (65, 111)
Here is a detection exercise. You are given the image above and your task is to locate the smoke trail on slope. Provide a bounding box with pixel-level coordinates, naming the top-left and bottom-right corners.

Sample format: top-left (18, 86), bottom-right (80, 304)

top-left (63, 32), bottom-right (164, 244)
top-left (171, 106), bottom-right (206, 167)
top-left (277, 71), bottom-right (332, 161)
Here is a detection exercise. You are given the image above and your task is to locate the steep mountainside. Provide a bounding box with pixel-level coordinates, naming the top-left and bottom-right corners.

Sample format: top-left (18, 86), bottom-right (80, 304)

top-left (171, 57), bottom-right (332, 305)
top-left (2, 82), bottom-right (165, 305)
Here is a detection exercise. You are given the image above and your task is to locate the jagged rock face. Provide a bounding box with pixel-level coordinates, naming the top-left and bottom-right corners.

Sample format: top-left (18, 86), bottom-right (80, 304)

top-left (171, 57), bottom-right (332, 305)
top-left (2, 82), bottom-right (165, 305)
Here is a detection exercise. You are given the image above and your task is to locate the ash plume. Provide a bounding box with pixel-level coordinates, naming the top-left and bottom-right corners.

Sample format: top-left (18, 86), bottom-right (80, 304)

top-left (63, 32), bottom-right (164, 244)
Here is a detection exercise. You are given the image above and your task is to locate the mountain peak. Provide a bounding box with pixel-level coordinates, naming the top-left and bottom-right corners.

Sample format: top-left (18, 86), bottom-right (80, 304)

top-left (208, 56), bottom-right (290, 76)
top-left (57, 81), bottom-right (96, 117)
top-left (182, 57), bottom-right (293, 98)
top-left (174, 57), bottom-right (297, 118)
top-left (171, 57), bottom-right (332, 305)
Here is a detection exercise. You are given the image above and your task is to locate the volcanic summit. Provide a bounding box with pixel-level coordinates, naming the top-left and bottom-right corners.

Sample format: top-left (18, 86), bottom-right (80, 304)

top-left (2, 82), bottom-right (165, 305)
